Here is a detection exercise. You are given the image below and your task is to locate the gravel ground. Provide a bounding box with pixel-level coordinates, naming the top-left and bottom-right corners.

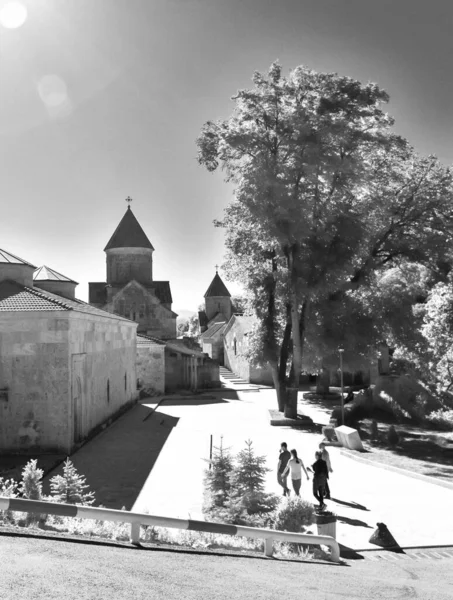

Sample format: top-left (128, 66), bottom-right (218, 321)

top-left (1, 533), bottom-right (453, 600)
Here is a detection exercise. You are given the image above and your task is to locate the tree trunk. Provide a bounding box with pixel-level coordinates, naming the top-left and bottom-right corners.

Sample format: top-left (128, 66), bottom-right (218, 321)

top-left (285, 248), bottom-right (304, 419)
top-left (269, 361), bottom-right (286, 412)
top-left (316, 365), bottom-right (330, 394)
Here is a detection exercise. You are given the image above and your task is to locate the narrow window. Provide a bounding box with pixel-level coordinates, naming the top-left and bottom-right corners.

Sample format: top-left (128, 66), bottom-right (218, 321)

top-left (124, 372), bottom-right (127, 391)
top-left (107, 379), bottom-right (110, 403)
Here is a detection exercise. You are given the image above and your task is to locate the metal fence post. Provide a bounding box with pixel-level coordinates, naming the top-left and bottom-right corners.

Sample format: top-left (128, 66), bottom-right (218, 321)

top-left (131, 522), bottom-right (141, 545)
top-left (264, 538), bottom-right (273, 557)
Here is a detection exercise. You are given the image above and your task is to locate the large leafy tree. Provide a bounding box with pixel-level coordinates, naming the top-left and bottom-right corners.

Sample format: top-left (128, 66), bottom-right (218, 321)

top-left (197, 62), bottom-right (453, 413)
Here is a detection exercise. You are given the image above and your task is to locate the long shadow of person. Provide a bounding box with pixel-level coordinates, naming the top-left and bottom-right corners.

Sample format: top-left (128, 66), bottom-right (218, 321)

top-left (330, 498), bottom-right (369, 511)
top-left (336, 515), bottom-right (373, 528)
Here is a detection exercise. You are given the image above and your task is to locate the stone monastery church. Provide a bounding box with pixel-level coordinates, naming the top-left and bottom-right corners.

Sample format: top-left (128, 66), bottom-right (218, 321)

top-left (89, 204), bottom-right (177, 340)
top-left (0, 201), bottom-right (218, 455)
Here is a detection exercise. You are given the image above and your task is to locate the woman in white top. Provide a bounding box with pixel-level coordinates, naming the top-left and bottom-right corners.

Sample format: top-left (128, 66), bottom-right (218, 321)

top-left (283, 449), bottom-right (309, 496)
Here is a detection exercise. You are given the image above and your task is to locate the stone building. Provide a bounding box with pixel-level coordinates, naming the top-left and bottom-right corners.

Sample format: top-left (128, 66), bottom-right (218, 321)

top-left (223, 315), bottom-right (274, 385)
top-left (0, 248), bottom-right (137, 454)
top-left (89, 204), bottom-right (177, 339)
top-left (198, 270), bottom-right (232, 363)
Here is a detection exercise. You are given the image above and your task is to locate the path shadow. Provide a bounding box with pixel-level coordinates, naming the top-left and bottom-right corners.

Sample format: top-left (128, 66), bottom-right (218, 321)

top-left (336, 515), bottom-right (372, 528)
top-left (43, 403), bottom-right (179, 511)
top-left (330, 498), bottom-right (370, 511)
top-left (160, 397), bottom-right (229, 407)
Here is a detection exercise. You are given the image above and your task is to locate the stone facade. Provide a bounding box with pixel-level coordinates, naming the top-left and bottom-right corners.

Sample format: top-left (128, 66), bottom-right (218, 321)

top-left (165, 342), bottom-right (220, 392)
top-left (0, 309), bottom-right (137, 454)
top-left (136, 336), bottom-right (166, 393)
top-left (223, 315), bottom-right (274, 385)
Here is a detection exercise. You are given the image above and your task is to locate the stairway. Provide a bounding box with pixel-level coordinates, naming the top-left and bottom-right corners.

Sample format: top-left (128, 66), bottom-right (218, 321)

top-left (219, 366), bottom-right (252, 388)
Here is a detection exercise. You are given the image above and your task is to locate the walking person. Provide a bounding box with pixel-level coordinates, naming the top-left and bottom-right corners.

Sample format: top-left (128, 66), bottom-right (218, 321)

top-left (308, 451), bottom-right (329, 510)
top-left (319, 442), bottom-right (333, 499)
top-left (283, 449), bottom-right (309, 497)
top-left (277, 442), bottom-right (291, 496)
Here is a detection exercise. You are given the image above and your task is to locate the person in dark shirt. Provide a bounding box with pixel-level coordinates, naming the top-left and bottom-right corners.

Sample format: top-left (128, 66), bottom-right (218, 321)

top-left (308, 451), bottom-right (329, 510)
top-left (277, 442), bottom-right (291, 496)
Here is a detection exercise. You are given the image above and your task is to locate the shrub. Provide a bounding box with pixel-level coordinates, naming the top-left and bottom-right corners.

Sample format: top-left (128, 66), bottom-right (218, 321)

top-left (49, 459), bottom-right (95, 505)
top-left (0, 477), bottom-right (19, 524)
top-left (426, 409), bottom-right (453, 431)
top-left (273, 497), bottom-right (315, 533)
top-left (387, 425), bottom-right (399, 447)
top-left (19, 459), bottom-right (43, 500)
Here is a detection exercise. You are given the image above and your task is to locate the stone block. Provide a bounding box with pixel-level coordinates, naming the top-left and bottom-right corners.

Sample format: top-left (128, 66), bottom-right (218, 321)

top-left (334, 425), bottom-right (364, 451)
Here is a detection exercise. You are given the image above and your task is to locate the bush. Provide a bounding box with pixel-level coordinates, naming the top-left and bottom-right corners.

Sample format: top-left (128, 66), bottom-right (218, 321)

top-left (0, 477), bottom-right (19, 524)
top-left (19, 459), bottom-right (43, 500)
top-left (273, 497), bottom-right (315, 533)
top-left (426, 409), bottom-right (453, 431)
top-left (387, 425), bottom-right (399, 447)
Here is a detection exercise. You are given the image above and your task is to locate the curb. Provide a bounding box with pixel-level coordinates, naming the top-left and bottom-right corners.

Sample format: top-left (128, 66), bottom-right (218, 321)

top-left (340, 449), bottom-right (453, 490)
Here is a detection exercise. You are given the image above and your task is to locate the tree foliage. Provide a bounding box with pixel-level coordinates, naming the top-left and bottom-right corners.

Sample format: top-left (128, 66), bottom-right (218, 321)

top-left (197, 62), bottom-right (453, 411)
top-left (49, 459), bottom-right (95, 505)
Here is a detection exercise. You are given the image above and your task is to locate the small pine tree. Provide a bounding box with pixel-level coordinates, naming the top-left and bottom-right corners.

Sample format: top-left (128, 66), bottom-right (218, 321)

top-left (227, 440), bottom-right (279, 522)
top-left (19, 459), bottom-right (43, 500)
top-left (229, 439), bottom-right (268, 496)
top-left (49, 459), bottom-right (95, 505)
top-left (204, 437), bottom-right (233, 509)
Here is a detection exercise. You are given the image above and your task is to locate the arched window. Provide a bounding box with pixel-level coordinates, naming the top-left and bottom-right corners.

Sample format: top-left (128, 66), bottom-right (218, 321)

top-left (233, 337), bottom-right (237, 356)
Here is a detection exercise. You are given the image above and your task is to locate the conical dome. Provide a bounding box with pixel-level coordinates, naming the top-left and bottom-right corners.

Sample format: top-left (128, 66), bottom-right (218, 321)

top-left (104, 206), bottom-right (154, 251)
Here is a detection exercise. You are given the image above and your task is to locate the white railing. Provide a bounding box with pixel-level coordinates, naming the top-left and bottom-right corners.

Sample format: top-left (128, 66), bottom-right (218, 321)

top-left (0, 496), bottom-right (340, 562)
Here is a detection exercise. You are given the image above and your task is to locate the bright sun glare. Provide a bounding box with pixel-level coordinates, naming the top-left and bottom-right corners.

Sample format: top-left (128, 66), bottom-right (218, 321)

top-left (0, 2), bottom-right (28, 29)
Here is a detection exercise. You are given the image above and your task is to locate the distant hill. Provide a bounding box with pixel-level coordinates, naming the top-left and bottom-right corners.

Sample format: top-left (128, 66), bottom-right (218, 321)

top-left (175, 309), bottom-right (197, 322)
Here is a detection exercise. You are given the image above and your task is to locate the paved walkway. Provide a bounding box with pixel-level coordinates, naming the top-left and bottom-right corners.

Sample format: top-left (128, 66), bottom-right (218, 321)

top-left (43, 401), bottom-right (177, 510)
top-left (133, 388), bottom-right (453, 551)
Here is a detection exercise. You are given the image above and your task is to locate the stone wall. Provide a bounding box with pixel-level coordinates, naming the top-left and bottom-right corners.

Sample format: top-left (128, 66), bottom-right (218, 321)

top-left (0, 311), bottom-right (137, 454)
top-left (136, 343), bottom-right (165, 393)
top-left (106, 282), bottom-right (176, 339)
top-left (0, 263), bottom-right (35, 287)
top-left (0, 313), bottom-right (70, 453)
top-left (224, 326), bottom-right (272, 385)
top-left (106, 247), bottom-right (153, 285)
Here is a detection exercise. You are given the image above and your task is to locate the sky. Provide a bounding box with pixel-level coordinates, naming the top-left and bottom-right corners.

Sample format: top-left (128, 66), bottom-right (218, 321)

top-left (1, 0), bottom-right (453, 312)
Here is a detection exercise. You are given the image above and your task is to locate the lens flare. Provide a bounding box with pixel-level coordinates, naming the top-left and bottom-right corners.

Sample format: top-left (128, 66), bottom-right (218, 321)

top-left (0, 2), bottom-right (28, 29)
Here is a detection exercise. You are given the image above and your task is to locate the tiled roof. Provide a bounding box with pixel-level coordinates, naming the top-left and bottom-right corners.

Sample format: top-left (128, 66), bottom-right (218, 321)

top-left (166, 340), bottom-right (206, 357)
top-left (89, 281), bottom-right (174, 307)
top-left (200, 320), bottom-right (227, 340)
top-left (146, 282), bottom-right (173, 305)
top-left (34, 265), bottom-right (78, 284)
top-left (0, 281), bottom-right (70, 311)
top-left (0, 248), bottom-right (36, 268)
top-left (204, 272), bottom-right (231, 298)
top-left (137, 333), bottom-right (166, 346)
top-left (0, 280), bottom-right (134, 323)
top-left (104, 207), bottom-right (154, 251)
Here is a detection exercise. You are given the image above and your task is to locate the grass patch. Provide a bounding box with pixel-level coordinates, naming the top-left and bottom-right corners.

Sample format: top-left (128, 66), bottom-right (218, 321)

top-left (352, 419), bottom-right (453, 482)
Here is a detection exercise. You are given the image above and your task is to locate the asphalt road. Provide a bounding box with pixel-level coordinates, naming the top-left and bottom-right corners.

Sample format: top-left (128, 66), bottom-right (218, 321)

top-left (1, 534), bottom-right (452, 600)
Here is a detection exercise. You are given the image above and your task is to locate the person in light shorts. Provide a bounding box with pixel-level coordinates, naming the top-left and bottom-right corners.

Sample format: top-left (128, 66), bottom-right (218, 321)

top-left (283, 449), bottom-right (309, 496)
